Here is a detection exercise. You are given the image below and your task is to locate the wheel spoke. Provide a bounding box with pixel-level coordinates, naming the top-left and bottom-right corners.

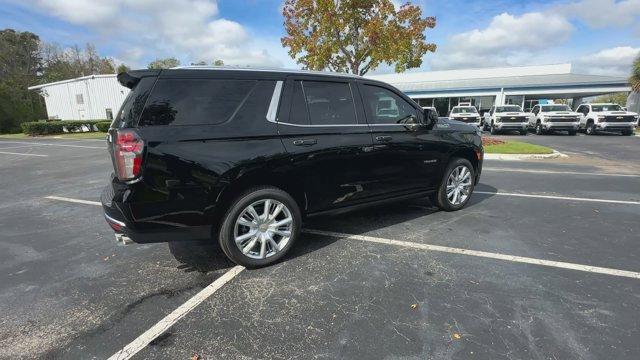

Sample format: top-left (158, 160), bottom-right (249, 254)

top-left (272, 217), bottom-right (292, 228)
top-left (242, 237), bottom-right (258, 254)
top-left (235, 231), bottom-right (256, 244)
top-left (237, 217), bottom-right (255, 228)
top-left (263, 199), bottom-right (271, 219)
top-left (273, 229), bottom-right (291, 237)
top-left (269, 203), bottom-right (284, 221)
top-left (247, 205), bottom-right (260, 222)
top-left (267, 237), bottom-right (280, 253)
top-left (259, 236), bottom-right (267, 258)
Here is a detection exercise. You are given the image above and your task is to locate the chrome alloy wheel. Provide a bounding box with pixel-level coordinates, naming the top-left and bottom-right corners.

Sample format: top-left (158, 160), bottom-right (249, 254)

top-left (233, 199), bottom-right (293, 259)
top-left (446, 165), bottom-right (472, 206)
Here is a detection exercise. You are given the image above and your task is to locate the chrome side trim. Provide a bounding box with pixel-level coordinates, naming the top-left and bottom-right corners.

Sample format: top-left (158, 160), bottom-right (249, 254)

top-left (266, 81), bottom-right (283, 122)
top-left (104, 213), bottom-right (126, 228)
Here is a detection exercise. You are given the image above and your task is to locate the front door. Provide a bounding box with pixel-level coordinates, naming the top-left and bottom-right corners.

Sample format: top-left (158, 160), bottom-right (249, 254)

top-left (277, 78), bottom-right (375, 213)
top-left (358, 82), bottom-right (443, 197)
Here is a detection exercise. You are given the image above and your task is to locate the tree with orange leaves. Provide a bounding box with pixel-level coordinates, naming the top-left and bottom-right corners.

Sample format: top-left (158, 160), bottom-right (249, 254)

top-left (281, 0), bottom-right (436, 75)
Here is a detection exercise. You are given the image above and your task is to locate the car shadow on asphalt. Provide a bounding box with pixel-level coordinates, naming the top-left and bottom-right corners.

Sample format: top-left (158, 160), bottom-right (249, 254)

top-left (167, 185), bottom-right (498, 271)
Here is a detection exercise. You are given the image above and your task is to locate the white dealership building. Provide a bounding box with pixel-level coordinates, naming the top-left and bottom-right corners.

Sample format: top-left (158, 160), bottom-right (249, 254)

top-left (28, 74), bottom-right (129, 121)
top-left (367, 63), bottom-right (631, 116)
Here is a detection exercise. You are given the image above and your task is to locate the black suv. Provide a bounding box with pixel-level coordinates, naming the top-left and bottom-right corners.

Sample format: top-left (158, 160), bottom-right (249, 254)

top-left (102, 68), bottom-right (483, 267)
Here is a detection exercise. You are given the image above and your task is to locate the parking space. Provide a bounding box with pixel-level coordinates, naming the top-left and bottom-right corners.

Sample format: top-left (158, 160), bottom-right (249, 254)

top-left (1, 136), bottom-right (639, 359)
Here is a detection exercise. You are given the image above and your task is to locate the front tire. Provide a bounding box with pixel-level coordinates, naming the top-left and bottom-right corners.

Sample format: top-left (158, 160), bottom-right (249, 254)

top-left (535, 123), bottom-right (545, 135)
top-left (568, 130), bottom-right (577, 136)
top-left (586, 123), bottom-right (596, 135)
top-left (622, 129), bottom-right (634, 136)
top-left (218, 187), bottom-right (301, 268)
top-left (434, 158), bottom-right (475, 212)
top-left (490, 123), bottom-right (499, 135)
top-left (519, 129), bottom-right (527, 136)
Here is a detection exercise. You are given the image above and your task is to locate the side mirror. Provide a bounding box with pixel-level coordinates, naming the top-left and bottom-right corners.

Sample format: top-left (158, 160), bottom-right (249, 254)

top-left (423, 108), bottom-right (438, 129)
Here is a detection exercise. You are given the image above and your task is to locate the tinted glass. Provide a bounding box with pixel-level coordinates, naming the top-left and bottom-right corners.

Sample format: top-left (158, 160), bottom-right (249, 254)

top-left (541, 105), bottom-right (571, 112)
top-left (361, 85), bottom-right (417, 125)
top-left (451, 107), bottom-right (478, 114)
top-left (495, 106), bottom-right (522, 112)
top-left (140, 79), bottom-right (256, 126)
top-left (288, 81), bottom-right (310, 125)
top-left (301, 81), bottom-right (357, 125)
top-left (592, 104), bottom-right (623, 112)
top-left (112, 76), bottom-right (155, 128)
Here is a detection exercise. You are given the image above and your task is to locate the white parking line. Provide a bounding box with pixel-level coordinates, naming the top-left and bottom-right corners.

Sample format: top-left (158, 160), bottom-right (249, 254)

top-left (0, 151), bottom-right (48, 157)
top-left (45, 196), bottom-right (101, 206)
top-left (108, 265), bottom-right (245, 360)
top-left (0, 141), bottom-right (103, 149)
top-left (484, 167), bottom-right (640, 178)
top-left (304, 229), bottom-right (640, 280)
top-left (474, 191), bottom-right (640, 205)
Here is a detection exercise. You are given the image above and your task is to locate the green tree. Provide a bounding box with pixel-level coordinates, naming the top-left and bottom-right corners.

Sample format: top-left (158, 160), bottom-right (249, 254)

top-left (594, 92), bottom-right (629, 106)
top-left (40, 42), bottom-right (116, 83)
top-left (212, 59), bottom-right (224, 66)
top-left (116, 63), bottom-right (130, 74)
top-left (148, 57), bottom-right (180, 69)
top-left (0, 29), bottom-right (45, 133)
top-left (630, 54), bottom-right (640, 93)
top-left (281, 0), bottom-right (436, 75)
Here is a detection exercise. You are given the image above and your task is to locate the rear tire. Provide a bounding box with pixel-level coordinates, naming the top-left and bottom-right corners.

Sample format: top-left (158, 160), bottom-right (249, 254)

top-left (434, 158), bottom-right (475, 212)
top-left (218, 186), bottom-right (301, 268)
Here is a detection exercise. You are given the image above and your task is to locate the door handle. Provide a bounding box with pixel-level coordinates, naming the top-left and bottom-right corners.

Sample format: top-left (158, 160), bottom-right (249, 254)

top-left (375, 135), bottom-right (392, 142)
top-left (292, 139), bottom-right (317, 146)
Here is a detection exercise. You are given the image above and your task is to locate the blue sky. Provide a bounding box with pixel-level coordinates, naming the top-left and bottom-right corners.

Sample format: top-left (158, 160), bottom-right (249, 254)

top-left (2, 0), bottom-right (639, 76)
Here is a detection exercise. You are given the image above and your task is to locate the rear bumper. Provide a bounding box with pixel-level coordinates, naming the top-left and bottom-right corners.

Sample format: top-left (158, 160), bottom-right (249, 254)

top-left (101, 184), bottom-right (212, 244)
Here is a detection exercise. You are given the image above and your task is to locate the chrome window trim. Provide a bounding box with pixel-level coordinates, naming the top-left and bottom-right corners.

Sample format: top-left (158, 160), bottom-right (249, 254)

top-left (266, 80), bottom-right (283, 122)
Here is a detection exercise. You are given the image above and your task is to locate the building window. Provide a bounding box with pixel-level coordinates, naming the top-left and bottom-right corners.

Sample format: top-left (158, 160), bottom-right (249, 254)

top-left (76, 94), bottom-right (84, 105)
top-left (105, 108), bottom-right (113, 120)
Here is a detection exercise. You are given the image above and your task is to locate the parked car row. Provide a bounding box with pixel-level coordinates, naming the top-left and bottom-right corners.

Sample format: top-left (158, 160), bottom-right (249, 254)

top-left (442, 103), bottom-right (638, 136)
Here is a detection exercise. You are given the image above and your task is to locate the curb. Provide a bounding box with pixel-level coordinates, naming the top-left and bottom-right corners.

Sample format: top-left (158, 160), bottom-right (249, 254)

top-left (485, 150), bottom-right (568, 161)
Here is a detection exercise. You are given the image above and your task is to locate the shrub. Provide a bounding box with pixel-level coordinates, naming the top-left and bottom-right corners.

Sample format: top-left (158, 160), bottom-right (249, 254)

top-left (95, 121), bottom-right (111, 132)
top-left (21, 119), bottom-right (110, 135)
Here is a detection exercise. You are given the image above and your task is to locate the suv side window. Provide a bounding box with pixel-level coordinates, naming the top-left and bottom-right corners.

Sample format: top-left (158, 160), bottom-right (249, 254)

top-left (287, 81), bottom-right (310, 126)
top-left (300, 81), bottom-right (357, 126)
top-left (139, 79), bottom-right (257, 126)
top-left (361, 84), bottom-right (418, 125)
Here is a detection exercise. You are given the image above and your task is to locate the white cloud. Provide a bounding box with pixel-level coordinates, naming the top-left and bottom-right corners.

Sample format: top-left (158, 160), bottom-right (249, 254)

top-left (429, 12), bottom-right (574, 70)
top-left (572, 46), bottom-right (640, 76)
top-left (558, 0), bottom-right (640, 28)
top-left (31, 0), bottom-right (283, 68)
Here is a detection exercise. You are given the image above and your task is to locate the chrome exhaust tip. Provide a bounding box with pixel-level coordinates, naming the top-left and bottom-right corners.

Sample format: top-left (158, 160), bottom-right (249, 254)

top-left (115, 233), bottom-right (133, 245)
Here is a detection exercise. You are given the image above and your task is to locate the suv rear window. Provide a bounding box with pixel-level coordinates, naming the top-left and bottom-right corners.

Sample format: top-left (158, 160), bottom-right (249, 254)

top-left (139, 79), bottom-right (257, 126)
top-left (112, 76), bottom-right (155, 129)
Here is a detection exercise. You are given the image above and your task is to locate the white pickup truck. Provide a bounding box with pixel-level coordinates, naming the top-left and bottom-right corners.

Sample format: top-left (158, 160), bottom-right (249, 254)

top-left (448, 105), bottom-right (482, 127)
top-left (528, 104), bottom-right (581, 135)
top-left (484, 105), bottom-right (528, 135)
top-left (575, 103), bottom-right (638, 136)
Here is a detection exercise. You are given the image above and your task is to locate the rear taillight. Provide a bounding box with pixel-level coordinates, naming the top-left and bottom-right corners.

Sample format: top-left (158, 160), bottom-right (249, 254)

top-left (114, 129), bottom-right (144, 181)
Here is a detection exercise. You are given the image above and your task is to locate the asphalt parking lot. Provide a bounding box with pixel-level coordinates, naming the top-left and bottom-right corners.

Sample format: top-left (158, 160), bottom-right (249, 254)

top-left (1, 133), bottom-right (639, 360)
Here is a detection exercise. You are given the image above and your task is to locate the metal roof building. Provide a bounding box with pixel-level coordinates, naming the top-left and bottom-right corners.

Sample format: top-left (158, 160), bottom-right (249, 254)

top-left (367, 64), bottom-right (630, 116)
top-left (28, 74), bottom-right (129, 121)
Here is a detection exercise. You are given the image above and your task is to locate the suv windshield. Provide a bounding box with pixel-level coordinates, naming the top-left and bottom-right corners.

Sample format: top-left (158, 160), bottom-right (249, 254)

top-left (452, 107), bottom-right (477, 114)
top-left (541, 105), bottom-right (571, 112)
top-left (495, 106), bottom-right (522, 113)
top-left (591, 104), bottom-right (623, 112)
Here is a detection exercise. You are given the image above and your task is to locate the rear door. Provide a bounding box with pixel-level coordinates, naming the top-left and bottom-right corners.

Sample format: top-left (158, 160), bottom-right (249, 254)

top-left (358, 82), bottom-right (443, 195)
top-left (276, 77), bottom-right (375, 213)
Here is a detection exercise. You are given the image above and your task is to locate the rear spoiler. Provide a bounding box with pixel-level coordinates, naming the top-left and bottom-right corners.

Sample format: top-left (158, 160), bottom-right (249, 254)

top-left (117, 69), bottom-right (161, 89)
